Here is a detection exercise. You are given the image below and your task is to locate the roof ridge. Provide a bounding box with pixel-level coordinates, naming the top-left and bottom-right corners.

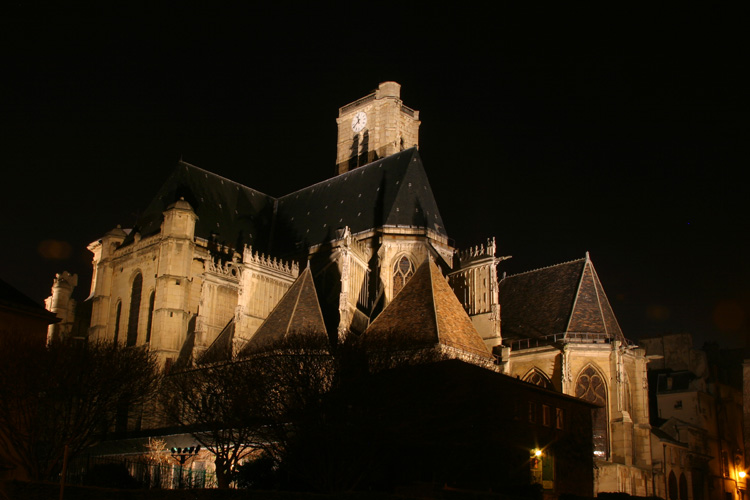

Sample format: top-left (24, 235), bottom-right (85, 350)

top-left (177, 160), bottom-right (273, 199)
top-left (588, 260), bottom-right (626, 341)
top-left (427, 259), bottom-right (440, 343)
top-left (563, 259), bottom-right (588, 334)
top-left (502, 256), bottom-right (587, 279)
top-left (277, 147), bottom-right (418, 201)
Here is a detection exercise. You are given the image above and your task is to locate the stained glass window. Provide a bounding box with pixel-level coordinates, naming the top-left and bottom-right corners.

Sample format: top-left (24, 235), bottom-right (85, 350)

top-left (576, 365), bottom-right (609, 459)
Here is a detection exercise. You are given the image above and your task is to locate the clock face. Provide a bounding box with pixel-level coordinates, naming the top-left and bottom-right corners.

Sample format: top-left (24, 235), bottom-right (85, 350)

top-left (351, 111), bottom-right (367, 133)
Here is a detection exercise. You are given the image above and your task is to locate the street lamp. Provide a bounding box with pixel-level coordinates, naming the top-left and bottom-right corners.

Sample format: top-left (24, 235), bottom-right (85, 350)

top-left (170, 446), bottom-right (200, 488)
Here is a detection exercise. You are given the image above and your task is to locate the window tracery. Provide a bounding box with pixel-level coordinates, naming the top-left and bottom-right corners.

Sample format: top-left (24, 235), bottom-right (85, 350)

top-left (575, 365), bottom-right (609, 459)
top-left (524, 369), bottom-right (554, 390)
top-left (392, 255), bottom-right (415, 296)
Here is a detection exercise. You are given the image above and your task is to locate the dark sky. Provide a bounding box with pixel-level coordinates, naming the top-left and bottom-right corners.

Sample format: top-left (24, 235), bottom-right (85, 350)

top-left (1, 5), bottom-right (745, 348)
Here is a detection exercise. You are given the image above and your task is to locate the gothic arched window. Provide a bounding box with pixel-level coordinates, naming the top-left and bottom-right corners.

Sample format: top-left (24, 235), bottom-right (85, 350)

top-left (575, 365), bottom-right (609, 459)
top-left (126, 273), bottom-right (143, 347)
top-left (668, 471), bottom-right (678, 500)
top-left (145, 290), bottom-right (155, 343)
top-left (678, 472), bottom-right (688, 500)
top-left (524, 369), bottom-right (554, 390)
top-left (392, 255), bottom-right (415, 297)
top-left (113, 300), bottom-right (122, 343)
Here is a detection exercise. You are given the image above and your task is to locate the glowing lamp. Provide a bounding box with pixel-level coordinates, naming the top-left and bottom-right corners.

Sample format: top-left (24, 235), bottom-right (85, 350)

top-left (739, 471), bottom-right (747, 479)
top-left (534, 448), bottom-right (542, 457)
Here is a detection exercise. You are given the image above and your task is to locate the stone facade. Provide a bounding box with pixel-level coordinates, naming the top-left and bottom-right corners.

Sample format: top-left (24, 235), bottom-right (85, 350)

top-left (48, 82), bottom-right (655, 496)
top-left (336, 81), bottom-right (420, 175)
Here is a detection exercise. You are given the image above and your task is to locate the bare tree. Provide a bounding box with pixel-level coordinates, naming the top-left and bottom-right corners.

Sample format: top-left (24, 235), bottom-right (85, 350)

top-left (0, 337), bottom-right (161, 481)
top-left (161, 359), bottom-right (263, 488)
top-left (161, 332), bottom-right (334, 489)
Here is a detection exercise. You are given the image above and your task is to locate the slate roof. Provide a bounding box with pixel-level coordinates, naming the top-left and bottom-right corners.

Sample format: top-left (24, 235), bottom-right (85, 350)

top-left (239, 266), bottom-right (327, 355)
top-left (498, 255), bottom-right (626, 343)
top-left (273, 148), bottom-right (446, 253)
top-left (120, 148), bottom-right (446, 256)
top-left (121, 161), bottom-right (276, 251)
top-left (0, 277), bottom-right (56, 321)
top-left (362, 259), bottom-right (493, 360)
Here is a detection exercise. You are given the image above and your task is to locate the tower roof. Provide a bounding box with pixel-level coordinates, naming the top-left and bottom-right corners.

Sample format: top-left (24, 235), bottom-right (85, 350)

top-left (239, 266), bottom-right (327, 355)
top-left (274, 148), bottom-right (446, 252)
top-left (362, 259), bottom-right (493, 360)
top-left (498, 255), bottom-right (626, 343)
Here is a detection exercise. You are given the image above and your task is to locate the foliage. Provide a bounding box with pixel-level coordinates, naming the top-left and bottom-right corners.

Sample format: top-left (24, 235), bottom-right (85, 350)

top-left (0, 337), bottom-right (161, 481)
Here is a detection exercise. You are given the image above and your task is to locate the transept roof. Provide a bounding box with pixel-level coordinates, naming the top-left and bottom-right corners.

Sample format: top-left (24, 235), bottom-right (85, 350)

top-left (120, 148), bottom-right (446, 256)
top-left (274, 148), bottom-right (446, 252)
top-left (498, 255), bottom-right (626, 343)
top-left (362, 259), bottom-right (493, 360)
top-left (121, 161), bottom-right (275, 251)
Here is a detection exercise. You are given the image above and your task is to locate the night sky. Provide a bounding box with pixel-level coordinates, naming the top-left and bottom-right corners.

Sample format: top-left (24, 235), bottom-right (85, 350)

top-left (1, 5), bottom-right (744, 348)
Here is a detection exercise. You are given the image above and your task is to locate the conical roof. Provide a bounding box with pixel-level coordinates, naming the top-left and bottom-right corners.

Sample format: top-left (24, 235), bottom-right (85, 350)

top-left (499, 254), bottom-right (625, 343)
top-left (240, 266), bottom-right (327, 355)
top-left (362, 259), bottom-right (493, 360)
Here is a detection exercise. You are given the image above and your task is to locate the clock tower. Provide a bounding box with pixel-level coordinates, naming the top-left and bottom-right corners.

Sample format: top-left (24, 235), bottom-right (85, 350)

top-left (335, 81), bottom-right (421, 175)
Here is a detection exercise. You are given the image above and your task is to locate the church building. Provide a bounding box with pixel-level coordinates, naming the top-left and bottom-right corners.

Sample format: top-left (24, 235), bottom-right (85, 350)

top-left (48, 81), bottom-right (652, 496)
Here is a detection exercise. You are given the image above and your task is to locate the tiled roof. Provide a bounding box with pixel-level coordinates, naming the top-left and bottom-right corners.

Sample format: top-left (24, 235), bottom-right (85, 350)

top-left (121, 161), bottom-right (276, 251)
top-left (362, 259), bottom-right (493, 360)
top-left (499, 255), bottom-right (625, 343)
top-left (240, 266), bottom-right (327, 355)
top-left (197, 319), bottom-right (235, 365)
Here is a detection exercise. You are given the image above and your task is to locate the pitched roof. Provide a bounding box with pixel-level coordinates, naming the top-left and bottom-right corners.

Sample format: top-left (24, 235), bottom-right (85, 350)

top-left (362, 259), bottom-right (493, 360)
top-left (240, 266), bottom-right (327, 355)
top-left (498, 255), bottom-right (625, 343)
top-left (121, 161), bottom-right (276, 251)
top-left (121, 149), bottom-right (446, 256)
top-left (273, 148), bottom-right (446, 252)
top-left (0, 277), bottom-right (57, 322)
top-left (197, 318), bottom-right (235, 365)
